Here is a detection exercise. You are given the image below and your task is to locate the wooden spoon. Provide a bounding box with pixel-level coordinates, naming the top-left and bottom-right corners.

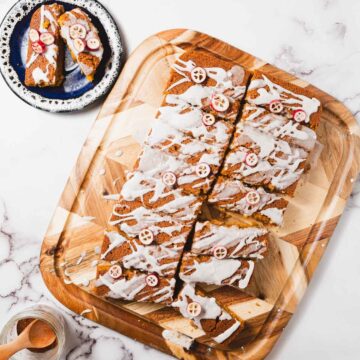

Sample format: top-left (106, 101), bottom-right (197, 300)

top-left (0, 319), bottom-right (57, 360)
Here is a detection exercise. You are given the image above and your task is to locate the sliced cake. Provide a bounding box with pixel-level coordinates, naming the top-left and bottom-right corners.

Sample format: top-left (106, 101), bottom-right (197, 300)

top-left (59, 8), bottom-right (104, 81)
top-left (25, 3), bottom-right (65, 87)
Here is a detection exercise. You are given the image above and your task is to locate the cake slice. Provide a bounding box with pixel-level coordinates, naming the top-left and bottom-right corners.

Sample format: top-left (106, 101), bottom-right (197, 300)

top-left (110, 189), bottom-right (203, 226)
top-left (191, 221), bottom-right (268, 259)
top-left (109, 206), bottom-right (193, 245)
top-left (25, 3), bottom-right (65, 87)
top-left (145, 123), bottom-right (226, 195)
top-left (100, 231), bottom-right (186, 277)
top-left (172, 284), bottom-right (243, 344)
top-left (165, 48), bottom-right (250, 124)
top-left (158, 103), bottom-right (234, 147)
top-left (59, 8), bottom-right (104, 81)
top-left (179, 253), bottom-right (255, 289)
top-left (126, 146), bottom-right (221, 198)
top-left (95, 263), bottom-right (175, 305)
top-left (242, 103), bottom-right (317, 152)
top-left (221, 123), bottom-right (308, 195)
top-left (246, 71), bottom-right (322, 130)
top-left (209, 177), bottom-right (288, 226)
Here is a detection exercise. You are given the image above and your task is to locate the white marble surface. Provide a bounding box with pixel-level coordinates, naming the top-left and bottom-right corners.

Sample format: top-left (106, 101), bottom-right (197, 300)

top-left (0, 0), bottom-right (359, 359)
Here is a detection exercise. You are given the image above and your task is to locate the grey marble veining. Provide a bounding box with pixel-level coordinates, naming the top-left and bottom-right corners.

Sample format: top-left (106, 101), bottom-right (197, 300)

top-left (0, 0), bottom-right (359, 359)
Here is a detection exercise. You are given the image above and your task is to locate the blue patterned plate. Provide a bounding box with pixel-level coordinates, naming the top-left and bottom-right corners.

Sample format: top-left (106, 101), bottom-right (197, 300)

top-left (0, 0), bottom-right (123, 112)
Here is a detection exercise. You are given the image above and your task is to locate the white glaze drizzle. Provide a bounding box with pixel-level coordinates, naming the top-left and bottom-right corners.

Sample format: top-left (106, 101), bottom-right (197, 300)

top-left (212, 321), bottom-right (241, 344)
top-left (169, 58), bottom-right (246, 100)
top-left (248, 74), bottom-right (321, 123)
top-left (95, 270), bottom-right (175, 304)
top-left (192, 221), bottom-right (268, 259)
top-left (180, 255), bottom-right (255, 289)
top-left (209, 178), bottom-right (286, 225)
top-left (224, 123), bottom-right (308, 190)
top-left (102, 231), bottom-right (182, 276)
top-left (159, 104), bottom-right (233, 145)
top-left (109, 205), bottom-right (192, 242)
top-left (146, 122), bottom-right (224, 168)
top-left (27, 5), bottom-right (61, 85)
top-left (112, 189), bottom-right (201, 224)
top-left (243, 104), bottom-right (316, 151)
top-left (122, 146), bottom-right (214, 200)
top-left (172, 284), bottom-right (240, 343)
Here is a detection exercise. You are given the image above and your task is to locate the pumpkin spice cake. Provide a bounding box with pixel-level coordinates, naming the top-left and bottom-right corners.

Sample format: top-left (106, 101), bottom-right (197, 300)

top-left (59, 8), bottom-right (104, 81)
top-left (191, 221), bottom-right (269, 259)
top-left (25, 3), bottom-right (65, 87)
top-left (96, 263), bottom-right (175, 305)
top-left (101, 231), bottom-right (186, 277)
top-left (242, 103), bottom-right (317, 152)
top-left (108, 206), bottom-right (193, 247)
top-left (209, 176), bottom-right (288, 226)
top-left (221, 122), bottom-right (309, 195)
top-left (246, 71), bottom-right (322, 130)
top-left (179, 253), bottom-right (255, 289)
top-left (172, 284), bottom-right (243, 345)
top-left (96, 47), bottom-right (249, 312)
top-left (93, 49), bottom-right (324, 346)
top-left (129, 145), bottom-right (222, 197)
top-left (164, 48), bottom-right (250, 124)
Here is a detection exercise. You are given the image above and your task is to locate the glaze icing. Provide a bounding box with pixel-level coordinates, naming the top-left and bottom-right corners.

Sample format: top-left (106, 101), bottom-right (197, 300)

top-left (242, 104), bottom-right (317, 151)
top-left (59, 8), bottom-right (104, 78)
top-left (102, 231), bottom-right (183, 276)
top-left (180, 254), bottom-right (255, 289)
top-left (172, 284), bottom-right (241, 343)
top-left (209, 177), bottom-right (287, 226)
top-left (192, 221), bottom-right (268, 259)
top-left (146, 121), bottom-right (225, 169)
top-left (124, 146), bottom-right (217, 197)
top-left (169, 58), bottom-right (246, 101)
top-left (26, 4), bottom-right (63, 86)
top-left (222, 123), bottom-right (308, 192)
top-left (96, 267), bottom-right (175, 304)
top-left (247, 73), bottom-right (321, 126)
top-left (109, 205), bottom-right (193, 243)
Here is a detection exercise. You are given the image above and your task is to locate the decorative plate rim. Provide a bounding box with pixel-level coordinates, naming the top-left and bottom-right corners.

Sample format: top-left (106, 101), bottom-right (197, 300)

top-left (0, 0), bottom-right (124, 113)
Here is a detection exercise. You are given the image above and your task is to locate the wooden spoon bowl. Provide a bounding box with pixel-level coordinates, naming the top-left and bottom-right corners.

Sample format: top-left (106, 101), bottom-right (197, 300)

top-left (0, 319), bottom-right (57, 360)
top-left (17, 318), bottom-right (57, 353)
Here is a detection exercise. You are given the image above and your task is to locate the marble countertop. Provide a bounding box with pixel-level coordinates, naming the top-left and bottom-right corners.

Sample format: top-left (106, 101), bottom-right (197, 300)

top-left (0, 0), bottom-right (359, 359)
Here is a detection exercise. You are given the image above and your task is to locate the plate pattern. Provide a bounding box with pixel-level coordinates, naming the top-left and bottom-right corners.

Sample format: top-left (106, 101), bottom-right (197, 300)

top-left (0, 0), bottom-right (123, 112)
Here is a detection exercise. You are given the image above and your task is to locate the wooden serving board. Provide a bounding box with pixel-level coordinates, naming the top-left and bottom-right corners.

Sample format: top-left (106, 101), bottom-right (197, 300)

top-left (40, 29), bottom-right (360, 359)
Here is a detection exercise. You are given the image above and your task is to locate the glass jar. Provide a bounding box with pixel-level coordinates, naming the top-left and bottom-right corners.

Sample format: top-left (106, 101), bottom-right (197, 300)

top-left (0, 304), bottom-right (65, 360)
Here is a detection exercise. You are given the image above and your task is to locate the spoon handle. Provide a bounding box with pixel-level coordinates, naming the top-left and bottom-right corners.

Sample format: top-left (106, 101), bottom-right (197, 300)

top-left (0, 340), bottom-right (26, 360)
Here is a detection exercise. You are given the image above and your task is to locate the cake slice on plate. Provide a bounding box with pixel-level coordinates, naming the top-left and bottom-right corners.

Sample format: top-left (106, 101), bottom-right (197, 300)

top-left (59, 8), bottom-right (104, 81)
top-left (25, 3), bottom-right (65, 87)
